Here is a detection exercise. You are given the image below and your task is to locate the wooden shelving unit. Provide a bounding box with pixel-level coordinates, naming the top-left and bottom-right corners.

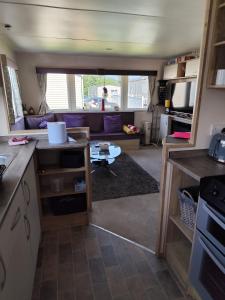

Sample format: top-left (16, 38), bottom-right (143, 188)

top-left (208, 0), bottom-right (225, 87)
top-left (163, 153), bottom-right (201, 299)
top-left (36, 130), bottom-right (92, 230)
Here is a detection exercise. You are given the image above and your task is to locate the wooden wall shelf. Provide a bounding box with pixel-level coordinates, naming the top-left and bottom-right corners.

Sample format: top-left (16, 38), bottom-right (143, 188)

top-left (170, 216), bottom-right (193, 243)
top-left (219, 2), bottom-right (225, 9)
top-left (40, 186), bottom-right (86, 199)
top-left (38, 166), bottom-right (85, 176)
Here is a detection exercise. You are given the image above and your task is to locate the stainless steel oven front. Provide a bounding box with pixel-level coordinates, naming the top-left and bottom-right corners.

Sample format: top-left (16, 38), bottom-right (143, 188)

top-left (189, 198), bottom-right (225, 300)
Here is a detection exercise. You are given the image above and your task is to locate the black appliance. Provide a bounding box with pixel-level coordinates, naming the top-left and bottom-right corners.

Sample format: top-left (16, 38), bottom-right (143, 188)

top-left (158, 80), bottom-right (168, 105)
top-left (189, 175), bottom-right (225, 300)
top-left (208, 132), bottom-right (225, 163)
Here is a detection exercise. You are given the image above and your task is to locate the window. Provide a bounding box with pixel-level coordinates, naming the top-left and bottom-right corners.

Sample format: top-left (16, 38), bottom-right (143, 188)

top-left (46, 73), bottom-right (150, 111)
top-left (127, 76), bottom-right (149, 109)
top-left (46, 73), bottom-right (69, 110)
top-left (7, 67), bottom-right (23, 118)
top-left (80, 74), bottom-right (121, 110)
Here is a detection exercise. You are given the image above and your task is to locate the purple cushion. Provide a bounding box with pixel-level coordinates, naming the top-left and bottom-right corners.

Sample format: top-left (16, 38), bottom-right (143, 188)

top-left (26, 113), bottom-right (55, 129)
top-left (39, 120), bottom-right (48, 129)
top-left (63, 115), bottom-right (87, 128)
top-left (104, 115), bottom-right (122, 133)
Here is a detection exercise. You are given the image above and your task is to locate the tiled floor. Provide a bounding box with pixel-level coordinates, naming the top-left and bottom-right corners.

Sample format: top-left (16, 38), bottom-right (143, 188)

top-left (32, 225), bottom-right (185, 300)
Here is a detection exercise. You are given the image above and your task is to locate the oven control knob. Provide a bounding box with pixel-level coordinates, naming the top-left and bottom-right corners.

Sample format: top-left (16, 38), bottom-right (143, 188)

top-left (212, 189), bottom-right (218, 197)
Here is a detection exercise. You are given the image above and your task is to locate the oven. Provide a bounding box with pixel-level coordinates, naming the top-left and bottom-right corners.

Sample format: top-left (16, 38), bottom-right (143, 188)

top-left (189, 175), bottom-right (225, 300)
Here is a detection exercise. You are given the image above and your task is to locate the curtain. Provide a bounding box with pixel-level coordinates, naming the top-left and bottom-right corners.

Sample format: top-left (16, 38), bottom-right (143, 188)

top-left (147, 75), bottom-right (157, 112)
top-left (37, 73), bottom-right (49, 115)
top-left (2, 66), bottom-right (15, 125)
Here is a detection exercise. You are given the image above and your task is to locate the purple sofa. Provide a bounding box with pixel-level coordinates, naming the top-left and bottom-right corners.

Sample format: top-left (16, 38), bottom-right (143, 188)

top-left (55, 112), bottom-right (140, 141)
top-left (24, 112), bottom-right (140, 142)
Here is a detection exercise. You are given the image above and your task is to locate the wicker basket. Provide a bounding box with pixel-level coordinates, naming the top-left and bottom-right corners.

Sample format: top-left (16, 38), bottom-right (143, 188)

top-left (177, 186), bottom-right (199, 230)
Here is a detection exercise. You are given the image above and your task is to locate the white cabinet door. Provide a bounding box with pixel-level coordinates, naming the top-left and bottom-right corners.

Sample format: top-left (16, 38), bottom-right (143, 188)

top-left (22, 158), bottom-right (41, 267)
top-left (0, 185), bottom-right (33, 300)
top-left (163, 64), bottom-right (178, 80)
top-left (185, 59), bottom-right (200, 77)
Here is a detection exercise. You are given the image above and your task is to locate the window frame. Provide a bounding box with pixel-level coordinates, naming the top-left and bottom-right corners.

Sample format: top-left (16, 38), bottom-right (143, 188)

top-left (45, 73), bottom-right (151, 112)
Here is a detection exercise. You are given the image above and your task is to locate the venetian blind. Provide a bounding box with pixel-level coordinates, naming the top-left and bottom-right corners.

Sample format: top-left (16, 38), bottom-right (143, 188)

top-left (46, 73), bottom-right (69, 110)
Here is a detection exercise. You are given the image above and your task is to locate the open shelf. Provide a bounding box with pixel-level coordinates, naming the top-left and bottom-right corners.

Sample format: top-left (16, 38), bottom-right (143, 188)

top-left (214, 40), bottom-right (225, 46)
top-left (170, 215), bottom-right (194, 243)
top-left (219, 2), bottom-right (225, 9)
top-left (38, 165), bottom-right (85, 176)
top-left (40, 185), bottom-right (86, 199)
top-left (166, 239), bottom-right (191, 287)
top-left (208, 84), bottom-right (225, 89)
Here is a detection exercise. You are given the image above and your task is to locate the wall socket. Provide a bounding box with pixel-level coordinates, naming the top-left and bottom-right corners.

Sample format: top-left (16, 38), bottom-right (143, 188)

top-left (210, 123), bottom-right (225, 136)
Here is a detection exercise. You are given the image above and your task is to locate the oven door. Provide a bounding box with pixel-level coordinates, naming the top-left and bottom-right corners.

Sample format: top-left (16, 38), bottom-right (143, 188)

top-left (197, 198), bottom-right (225, 254)
top-left (189, 230), bottom-right (225, 300)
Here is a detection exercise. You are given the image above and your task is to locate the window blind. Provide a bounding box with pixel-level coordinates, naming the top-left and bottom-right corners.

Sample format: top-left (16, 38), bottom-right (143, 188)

top-left (46, 73), bottom-right (69, 110)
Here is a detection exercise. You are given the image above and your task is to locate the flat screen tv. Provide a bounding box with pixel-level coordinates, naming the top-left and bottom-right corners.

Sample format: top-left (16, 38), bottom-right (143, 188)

top-left (171, 80), bottom-right (196, 113)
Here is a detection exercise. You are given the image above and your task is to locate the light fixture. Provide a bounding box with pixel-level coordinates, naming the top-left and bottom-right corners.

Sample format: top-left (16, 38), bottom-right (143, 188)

top-left (4, 24), bottom-right (12, 30)
top-left (105, 48), bottom-right (113, 51)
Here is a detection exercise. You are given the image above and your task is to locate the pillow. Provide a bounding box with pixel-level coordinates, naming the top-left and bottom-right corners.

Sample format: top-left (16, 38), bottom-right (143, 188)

top-left (63, 114), bottom-right (87, 128)
top-left (104, 115), bottom-right (122, 133)
top-left (39, 120), bottom-right (48, 129)
top-left (26, 113), bottom-right (55, 129)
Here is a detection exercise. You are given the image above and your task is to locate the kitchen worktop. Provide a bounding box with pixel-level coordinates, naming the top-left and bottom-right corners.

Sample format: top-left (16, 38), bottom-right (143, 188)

top-left (169, 149), bottom-right (225, 181)
top-left (0, 141), bottom-right (37, 226)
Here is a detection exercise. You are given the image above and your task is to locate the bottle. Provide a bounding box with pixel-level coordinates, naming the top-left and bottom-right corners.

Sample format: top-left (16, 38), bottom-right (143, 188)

top-left (165, 99), bottom-right (171, 114)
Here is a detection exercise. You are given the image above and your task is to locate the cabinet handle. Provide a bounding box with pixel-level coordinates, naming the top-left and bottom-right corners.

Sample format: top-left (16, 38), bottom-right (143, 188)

top-left (24, 215), bottom-right (31, 241)
top-left (10, 207), bottom-right (21, 231)
top-left (23, 180), bottom-right (31, 206)
top-left (0, 254), bottom-right (6, 292)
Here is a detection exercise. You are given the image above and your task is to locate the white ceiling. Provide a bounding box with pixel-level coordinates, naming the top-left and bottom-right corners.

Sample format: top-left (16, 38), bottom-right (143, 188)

top-left (0, 0), bottom-right (206, 58)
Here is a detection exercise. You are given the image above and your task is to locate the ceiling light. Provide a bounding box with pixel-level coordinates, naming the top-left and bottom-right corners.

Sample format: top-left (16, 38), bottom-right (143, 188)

top-left (105, 48), bottom-right (113, 51)
top-left (4, 24), bottom-right (12, 30)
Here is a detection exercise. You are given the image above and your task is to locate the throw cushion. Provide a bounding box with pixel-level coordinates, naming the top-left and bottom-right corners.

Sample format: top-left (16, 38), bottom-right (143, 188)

top-left (104, 115), bottom-right (122, 133)
top-left (26, 113), bottom-right (55, 129)
top-left (63, 114), bottom-right (87, 128)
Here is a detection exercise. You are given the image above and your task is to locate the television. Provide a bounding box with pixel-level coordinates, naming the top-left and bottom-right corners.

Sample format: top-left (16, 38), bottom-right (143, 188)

top-left (171, 80), bottom-right (196, 113)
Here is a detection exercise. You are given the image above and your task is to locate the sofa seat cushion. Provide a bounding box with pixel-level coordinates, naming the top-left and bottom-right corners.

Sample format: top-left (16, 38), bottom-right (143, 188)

top-left (90, 131), bottom-right (140, 141)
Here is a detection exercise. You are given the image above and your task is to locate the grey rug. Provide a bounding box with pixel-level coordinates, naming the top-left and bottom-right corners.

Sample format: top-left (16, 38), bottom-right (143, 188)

top-left (92, 153), bottom-right (159, 201)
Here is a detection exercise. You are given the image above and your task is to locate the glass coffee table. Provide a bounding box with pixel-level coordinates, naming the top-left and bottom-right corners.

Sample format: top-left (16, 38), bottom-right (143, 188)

top-left (90, 141), bottom-right (121, 176)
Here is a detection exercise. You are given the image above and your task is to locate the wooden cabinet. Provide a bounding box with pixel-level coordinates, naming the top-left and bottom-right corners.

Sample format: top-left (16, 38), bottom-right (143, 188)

top-left (163, 59), bottom-right (199, 80)
top-left (208, 0), bottom-right (225, 87)
top-left (0, 185), bottom-right (33, 300)
top-left (22, 158), bottom-right (41, 267)
top-left (0, 156), bottom-right (41, 300)
top-left (36, 137), bottom-right (91, 231)
top-left (163, 63), bottom-right (185, 80)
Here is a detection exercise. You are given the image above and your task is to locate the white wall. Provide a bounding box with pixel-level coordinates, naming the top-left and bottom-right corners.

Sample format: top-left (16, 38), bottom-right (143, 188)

top-left (15, 52), bottom-right (165, 124)
top-left (0, 35), bottom-right (15, 60)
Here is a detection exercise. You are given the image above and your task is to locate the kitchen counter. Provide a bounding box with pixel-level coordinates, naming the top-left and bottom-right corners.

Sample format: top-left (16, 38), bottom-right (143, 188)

top-left (0, 141), bottom-right (37, 226)
top-left (169, 149), bottom-right (225, 181)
